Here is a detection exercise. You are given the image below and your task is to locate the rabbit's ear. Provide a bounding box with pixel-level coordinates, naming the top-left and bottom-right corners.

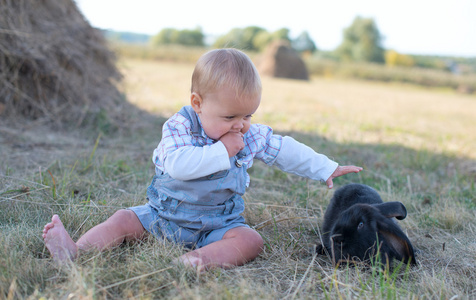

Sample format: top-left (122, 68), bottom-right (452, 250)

top-left (372, 202), bottom-right (407, 220)
top-left (378, 219), bottom-right (417, 264)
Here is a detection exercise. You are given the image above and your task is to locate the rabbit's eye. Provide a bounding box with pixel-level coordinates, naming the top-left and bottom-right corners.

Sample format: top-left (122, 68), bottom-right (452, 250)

top-left (357, 222), bottom-right (364, 229)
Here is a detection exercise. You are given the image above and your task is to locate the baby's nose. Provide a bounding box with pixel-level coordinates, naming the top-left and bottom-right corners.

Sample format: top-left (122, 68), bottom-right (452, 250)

top-left (233, 121), bottom-right (244, 129)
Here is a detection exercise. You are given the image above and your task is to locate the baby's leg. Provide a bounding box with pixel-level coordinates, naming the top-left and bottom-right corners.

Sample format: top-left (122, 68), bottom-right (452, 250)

top-left (178, 227), bottom-right (263, 270)
top-left (43, 209), bottom-right (145, 263)
top-left (76, 209), bottom-right (145, 251)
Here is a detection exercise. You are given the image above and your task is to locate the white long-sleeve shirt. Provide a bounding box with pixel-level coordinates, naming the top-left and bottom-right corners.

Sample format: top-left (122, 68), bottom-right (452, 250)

top-left (152, 109), bottom-right (338, 185)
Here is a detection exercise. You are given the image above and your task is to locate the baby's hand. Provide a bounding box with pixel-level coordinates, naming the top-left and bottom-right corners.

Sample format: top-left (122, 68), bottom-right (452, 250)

top-left (220, 132), bottom-right (245, 157)
top-left (326, 165), bottom-right (363, 189)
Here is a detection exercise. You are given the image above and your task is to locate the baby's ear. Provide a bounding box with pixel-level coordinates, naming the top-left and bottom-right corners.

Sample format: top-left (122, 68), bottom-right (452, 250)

top-left (191, 92), bottom-right (203, 113)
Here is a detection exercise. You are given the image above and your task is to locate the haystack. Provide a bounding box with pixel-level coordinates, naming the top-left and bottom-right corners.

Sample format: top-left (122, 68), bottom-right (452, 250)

top-left (0, 0), bottom-right (125, 128)
top-left (258, 40), bottom-right (309, 80)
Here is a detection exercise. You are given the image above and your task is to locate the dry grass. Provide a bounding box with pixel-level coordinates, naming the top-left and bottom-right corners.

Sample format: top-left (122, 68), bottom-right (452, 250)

top-left (122, 58), bottom-right (476, 159)
top-left (1, 57), bottom-right (475, 299)
top-left (305, 58), bottom-right (476, 94)
top-left (0, 0), bottom-right (132, 130)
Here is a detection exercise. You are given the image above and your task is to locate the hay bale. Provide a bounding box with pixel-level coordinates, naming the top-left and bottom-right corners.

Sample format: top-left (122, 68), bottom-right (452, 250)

top-left (0, 0), bottom-right (125, 128)
top-left (258, 40), bottom-right (309, 80)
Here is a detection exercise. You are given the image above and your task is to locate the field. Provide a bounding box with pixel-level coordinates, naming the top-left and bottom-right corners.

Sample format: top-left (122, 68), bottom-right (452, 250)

top-left (1, 57), bottom-right (476, 299)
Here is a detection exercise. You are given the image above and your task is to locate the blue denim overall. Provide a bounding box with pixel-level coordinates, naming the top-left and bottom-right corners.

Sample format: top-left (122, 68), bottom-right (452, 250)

top-left (130, 106), bottom-right (250, 249)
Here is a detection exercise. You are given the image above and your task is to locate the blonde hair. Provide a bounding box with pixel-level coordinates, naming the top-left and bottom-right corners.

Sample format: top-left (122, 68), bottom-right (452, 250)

top-left (191, 48), bottom-right (262, 99)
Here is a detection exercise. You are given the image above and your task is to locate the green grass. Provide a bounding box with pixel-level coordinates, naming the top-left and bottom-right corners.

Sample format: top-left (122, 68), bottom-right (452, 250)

top-left (1, 58), bottom-right (475, 298)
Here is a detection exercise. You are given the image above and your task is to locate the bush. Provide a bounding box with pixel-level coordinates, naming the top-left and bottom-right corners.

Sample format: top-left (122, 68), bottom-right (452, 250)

top-left (151, 28), bottom-right (204, 47)
top-left (213, 27), bottom-right (292, 52)
top-left (385, 50), bottom-right (415, 67)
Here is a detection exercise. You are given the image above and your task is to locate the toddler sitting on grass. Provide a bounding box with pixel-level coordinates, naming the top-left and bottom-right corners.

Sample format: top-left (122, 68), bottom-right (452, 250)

top-left (43, 48), bottom-right (362, 270)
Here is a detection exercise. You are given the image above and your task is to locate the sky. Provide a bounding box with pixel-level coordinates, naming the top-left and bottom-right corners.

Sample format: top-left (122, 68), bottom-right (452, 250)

top-left (75, 0), bottom-right (476, 57)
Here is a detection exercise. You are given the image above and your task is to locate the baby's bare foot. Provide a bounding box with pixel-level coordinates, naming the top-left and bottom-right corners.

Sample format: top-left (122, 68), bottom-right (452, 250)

top-left (42, 214), bottom-right (78, 262)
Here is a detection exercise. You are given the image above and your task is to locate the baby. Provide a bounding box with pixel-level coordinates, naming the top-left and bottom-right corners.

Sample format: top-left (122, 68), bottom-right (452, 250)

top-left (43, 48), bottom-right (362, 269)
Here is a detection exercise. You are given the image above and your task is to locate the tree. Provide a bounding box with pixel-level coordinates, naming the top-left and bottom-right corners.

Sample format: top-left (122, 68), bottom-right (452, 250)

top-left (151, 28), bottom-right (175, 45)
top-left (292, 31), bottom-right (317, 53)
top-left (270, 28), bottom-right (291, 42)
top-left (174, 29), bottom-right (204, 46)
top-left (213, 26), bottom-right (290, 52)
top-left (241, 26), bottom-right (266, 50)
top-left (335, 16), bottom-right (385, 63)
top-left (213, 26), bottom-right (266, 51)
top-left (151, 27), bottom-right (204, 47)
top-left (253, 28), bottom-right (290, 51)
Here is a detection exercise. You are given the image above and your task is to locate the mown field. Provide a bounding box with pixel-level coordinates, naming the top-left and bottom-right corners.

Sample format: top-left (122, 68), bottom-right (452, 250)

top-left (1, 56), bottom-right (475, 299)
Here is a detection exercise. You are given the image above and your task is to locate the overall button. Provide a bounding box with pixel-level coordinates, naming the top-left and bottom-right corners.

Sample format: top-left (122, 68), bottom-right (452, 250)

top-left (235, 159), bottom-right (243, 168)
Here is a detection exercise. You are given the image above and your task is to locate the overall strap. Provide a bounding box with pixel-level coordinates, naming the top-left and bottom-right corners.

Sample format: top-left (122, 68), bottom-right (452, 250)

top-left (177, 106), bottom-right (201, 137)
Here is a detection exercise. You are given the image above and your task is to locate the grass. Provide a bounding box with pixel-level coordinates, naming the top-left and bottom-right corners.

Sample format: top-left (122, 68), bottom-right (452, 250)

top-left (1, 56), bottom-right (476, 298)
top-left (305, 57), bottom-right (476, 94)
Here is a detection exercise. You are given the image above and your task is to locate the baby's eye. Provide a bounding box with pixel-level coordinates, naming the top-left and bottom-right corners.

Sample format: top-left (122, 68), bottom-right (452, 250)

top-left (224, 116), bottom-right (235, 120)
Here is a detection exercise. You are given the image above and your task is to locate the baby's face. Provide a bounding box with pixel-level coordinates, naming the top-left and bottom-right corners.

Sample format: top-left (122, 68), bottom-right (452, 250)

top-left (191, 86), bottom-right (260, 141)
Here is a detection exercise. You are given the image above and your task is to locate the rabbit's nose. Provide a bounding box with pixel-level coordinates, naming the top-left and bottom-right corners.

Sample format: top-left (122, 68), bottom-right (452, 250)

top-left (331, 234), bottom-right (343, 244)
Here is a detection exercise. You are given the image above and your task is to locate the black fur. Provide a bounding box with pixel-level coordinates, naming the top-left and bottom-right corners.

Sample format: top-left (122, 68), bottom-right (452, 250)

top-left (318, 183), bottom-right (417, 266)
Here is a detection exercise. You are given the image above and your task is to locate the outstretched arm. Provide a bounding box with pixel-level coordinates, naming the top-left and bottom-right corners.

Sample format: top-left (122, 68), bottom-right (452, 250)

top-left (325, 165), bottom-right (363, 189)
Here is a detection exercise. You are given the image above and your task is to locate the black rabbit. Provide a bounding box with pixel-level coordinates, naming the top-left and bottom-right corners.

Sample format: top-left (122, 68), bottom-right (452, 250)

top-left (317, 183), bottom-right (417, 266)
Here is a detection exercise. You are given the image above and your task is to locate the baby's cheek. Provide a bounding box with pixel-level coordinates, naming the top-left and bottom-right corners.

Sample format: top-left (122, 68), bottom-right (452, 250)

top-left (241, 123), bottom-right (251, 134)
